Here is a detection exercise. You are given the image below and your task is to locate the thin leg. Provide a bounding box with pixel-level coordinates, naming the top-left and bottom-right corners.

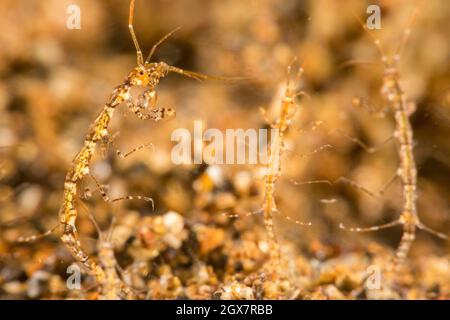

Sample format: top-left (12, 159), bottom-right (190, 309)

top-left (336, 177), bottom-right (377, 197)
top-left (16, 225), bottom-right (59, 243)
top-left (339, 219), bottom-right (400, 233)
top-left (83, 206), bottom-right (103, 239)
top-left (293, 120), bottom-right (325, 134)
top-left (77, 197), bottom-right (118, 248)
top-left (417, 222), bottom-right (448, 240)
top-left (289, 178), bottom-right (332, 187)
top-left (88, 174), bottom-right (154, 210)
top-left (116, 142), bottom-right (155, 159)
top-left (284, 144), bottom-right (333, 159)
top-left (335, 173), bottom-right (399, 198)
top-left (274, 209), bottom-right (312, 226)
top-left (377, 173), bottom-right (399, 196)
top-left (333, 128), bottom-right (393, 153)
top-left (100, 131), bottom-right (120, 158)
top-left (223, 209), bottom-right (262, 219)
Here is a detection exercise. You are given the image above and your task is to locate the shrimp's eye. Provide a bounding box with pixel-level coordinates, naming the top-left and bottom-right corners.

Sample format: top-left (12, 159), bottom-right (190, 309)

top-left (139, 70), bottom-right (144, 76)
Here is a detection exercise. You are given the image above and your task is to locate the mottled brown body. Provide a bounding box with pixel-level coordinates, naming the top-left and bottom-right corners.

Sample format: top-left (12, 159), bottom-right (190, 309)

top-left (59, 62), bottom-right (190, 281)
top-left (16, 1), bottom-right (231, 295)
top-left (56, 0), bottom-right (225, 290)
top-left (59, 84), bottom-right (129, 279)
top-left (382, 71), bottom-right (418, 267)
top-left (339, 11), bottom-right (447, 271)
top-left (260, 67), bottom-right (310, 266)
top-left (374, 20), bottom-right (447, 268)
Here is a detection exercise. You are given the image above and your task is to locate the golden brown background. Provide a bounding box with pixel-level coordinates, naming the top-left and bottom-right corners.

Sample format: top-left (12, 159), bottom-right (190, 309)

top-left (0, 0), bottom-right (449, 299)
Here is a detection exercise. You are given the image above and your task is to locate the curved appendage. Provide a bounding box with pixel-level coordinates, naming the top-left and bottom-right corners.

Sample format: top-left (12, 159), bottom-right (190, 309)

top-left (146, 27), bottom-right (182, 63)
top-left (333, 129), bottom-right (393, 154)
top-left (417, 223), bottom-right (448, 240)
top-left (88, 173), bottom-right (155, 211)
top-left (289, 179), bottom-right (332, 187)
top-left (273, 209), bottom-right (312, 227)
top-left (116, 142), bottom-right (155, 159)
top-left (339, 219), bottom-right (401, 233)
top-left (335, 174), bottom-right (398, 198)
top-left (16, 225), bottom-right (59, 243)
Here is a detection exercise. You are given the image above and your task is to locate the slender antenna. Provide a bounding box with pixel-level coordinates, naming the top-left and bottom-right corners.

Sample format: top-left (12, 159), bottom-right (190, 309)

top-left (284, 57), bottom-right (303, 100)
top-left (129, 0), bottom-right (144, 66)
top-left (293, 60), bottom-right (307, 95)
top-left (352, 12), bottom-right (388, 66)
top-left (294, 65), bottom-right (305, 85)
top-left (107, 216), bottom-right (117, 242)
top-left (393, 8), bottom-right (419, 63)
top-left (167, 65), bottom-right (249, 82)
top-left (145, 26), bottom-right (182, 63)
top-left (167, 65), bottom-right (219, 81)
top-left (286, 64), bottom-right (292, 89)
top-left (286, 56), bottom-right (298, 85)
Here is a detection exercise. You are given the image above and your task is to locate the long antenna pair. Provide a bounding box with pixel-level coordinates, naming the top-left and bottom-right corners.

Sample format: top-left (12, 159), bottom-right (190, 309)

top-left (128, 0), bottom-right (181, 66)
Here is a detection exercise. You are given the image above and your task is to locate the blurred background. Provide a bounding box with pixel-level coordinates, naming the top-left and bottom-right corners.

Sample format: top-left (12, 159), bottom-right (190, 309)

top-left (0, 0), bottom-right (449, 299)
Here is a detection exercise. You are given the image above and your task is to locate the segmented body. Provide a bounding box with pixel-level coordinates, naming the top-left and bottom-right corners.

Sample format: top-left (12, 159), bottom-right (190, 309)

top-left (60, 84), bottom-right (129, 280)
top-left (382, 72), bottom-right (418, 267)
top-left (262, 171), bottom-right (281, 263)
top-left (338, 10), bottom-right (447, 271)
top-left (261, 73), bottom-right (299, 264)
top-left (60, 74), bottom-right (169, 280)
top-left (17, 0), bottom-right (224, 291)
